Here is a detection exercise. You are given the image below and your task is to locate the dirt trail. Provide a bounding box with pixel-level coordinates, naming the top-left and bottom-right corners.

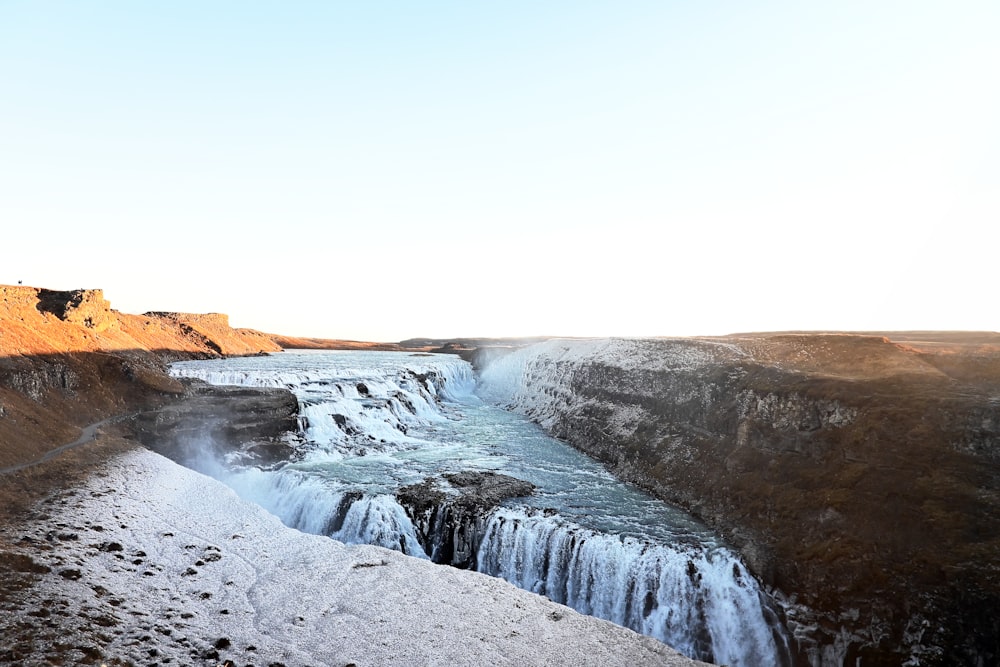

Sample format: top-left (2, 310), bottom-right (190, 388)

top-left (0, 415), bottom-right (125, 476)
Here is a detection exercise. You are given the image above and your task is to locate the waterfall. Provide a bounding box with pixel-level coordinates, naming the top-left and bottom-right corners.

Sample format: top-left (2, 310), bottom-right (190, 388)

top-left (477, 507), bottom-right (786, 667)
top-left (168, 351), bottom-right (792, 666)
top-left (217, 466), bottom-right (428, 557)
top-left (172, 350), bottom-right (479, 457)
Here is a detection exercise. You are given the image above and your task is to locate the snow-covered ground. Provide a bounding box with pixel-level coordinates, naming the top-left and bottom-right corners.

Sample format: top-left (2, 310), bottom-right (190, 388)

top-left (5, 446), bottom-right (703, 666)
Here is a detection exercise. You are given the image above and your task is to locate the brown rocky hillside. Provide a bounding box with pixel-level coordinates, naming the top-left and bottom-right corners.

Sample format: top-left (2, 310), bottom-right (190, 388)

top-left (0, 285), bottom-right (281, 469)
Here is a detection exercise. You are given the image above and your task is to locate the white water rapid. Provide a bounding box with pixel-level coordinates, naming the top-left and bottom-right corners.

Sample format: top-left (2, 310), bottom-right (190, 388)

top-left (171, 350), bottom-right (791, 666)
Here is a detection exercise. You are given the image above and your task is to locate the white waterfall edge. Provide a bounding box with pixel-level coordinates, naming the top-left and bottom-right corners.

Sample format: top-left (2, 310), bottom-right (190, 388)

top-left (22, 446), bottom-right (704, 666)
top-left (166, 350), bottom-right (785, 665)
top-left (478, 507), bottom-right (783, 667)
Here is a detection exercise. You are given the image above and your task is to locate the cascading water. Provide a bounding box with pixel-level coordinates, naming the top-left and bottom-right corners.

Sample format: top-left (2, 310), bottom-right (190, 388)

top-left (171, 350), bottom-right (791, 666)
top-left (216, 467), bottom-right (427, 556)
top-left (478, 508), bottom-right (784, 666)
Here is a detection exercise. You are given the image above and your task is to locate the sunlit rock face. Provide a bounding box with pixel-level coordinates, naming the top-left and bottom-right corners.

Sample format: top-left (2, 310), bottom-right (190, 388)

top-left (37, 288), bottom-right (117, 332)
top-left (475, 335), bottom-right (1000, 666)
top-left (0, 284), bottom-right (281, 468)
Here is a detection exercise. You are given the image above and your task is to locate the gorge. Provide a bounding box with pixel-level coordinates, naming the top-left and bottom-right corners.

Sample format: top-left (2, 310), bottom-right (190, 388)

top-left (473, 336), bottom-right (1000, 665)
top-left (1, 285), bottom-right (998, 666)
top-left (165, 351), bottom-right (790, 666)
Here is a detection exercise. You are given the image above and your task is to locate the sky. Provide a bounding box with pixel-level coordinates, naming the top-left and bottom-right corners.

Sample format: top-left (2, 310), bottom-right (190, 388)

top-left (2, 1), bottom-right (998, 341)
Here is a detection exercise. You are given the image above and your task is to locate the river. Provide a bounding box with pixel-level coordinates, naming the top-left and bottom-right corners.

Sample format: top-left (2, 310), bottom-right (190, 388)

top-left (170, 350), bottom-right (791, 666)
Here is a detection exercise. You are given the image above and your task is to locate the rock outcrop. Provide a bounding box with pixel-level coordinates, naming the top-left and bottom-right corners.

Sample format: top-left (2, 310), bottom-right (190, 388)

top-left (475, 334), bottom-right (1000, 666)
top-left (129, 380), bottom-right (301, 467)
top-left (143, 311), bottom-right (280, 358)
top-left (0, 284), bottom-right (283, 469)
top-left (397, 471), bottom-right (536, 568)
top-left (36, 288), bottom-right (118, 332)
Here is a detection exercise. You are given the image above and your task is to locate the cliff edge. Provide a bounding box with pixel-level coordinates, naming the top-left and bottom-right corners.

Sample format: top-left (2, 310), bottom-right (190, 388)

top-left (475, 334), bottom-right (1000, 666)
top-left (0, 285), bottom-right (282, 469)
top-left (0, 290), bottom-right (707, 665)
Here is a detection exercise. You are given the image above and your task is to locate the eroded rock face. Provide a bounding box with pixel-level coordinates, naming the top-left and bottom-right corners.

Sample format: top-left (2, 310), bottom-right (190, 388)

top-left (37, 288), bottom-right (117, 333)
top-left (129, 380), bottom-right (301, 467)
top-left (475, 335), bottom-right (1000, 666)
top-left (396, 472), bottom-right (535, 568)
top-left (0, 284), bottom-right (284, 469)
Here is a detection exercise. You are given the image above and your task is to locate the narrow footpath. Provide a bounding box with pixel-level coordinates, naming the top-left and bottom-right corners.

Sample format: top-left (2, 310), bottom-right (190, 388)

top-left (0, 415), bottom-right (124, 475)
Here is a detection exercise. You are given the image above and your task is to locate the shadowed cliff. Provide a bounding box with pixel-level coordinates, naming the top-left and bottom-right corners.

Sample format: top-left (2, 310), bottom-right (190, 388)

top-left (0, 285), bottom-right (285, 468)
top-left (474, 333), bottom-right (1000, 666)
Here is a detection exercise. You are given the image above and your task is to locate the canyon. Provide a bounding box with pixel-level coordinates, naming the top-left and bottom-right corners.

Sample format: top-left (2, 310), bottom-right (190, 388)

top-left (1, 284), bottom-right (998, 665)
top-left (474, 335), bottom-right (1000, 665)
top-left (0, 286), bottom-right (701, 666)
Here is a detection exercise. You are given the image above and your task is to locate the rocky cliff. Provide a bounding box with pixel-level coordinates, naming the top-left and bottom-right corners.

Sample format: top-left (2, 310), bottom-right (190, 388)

top-left (0, 286), bottom-right (707, 667)
top-left (475, 335), bottom-right (1000, 666)
top-left (396, 471), bottom-right (536, 568)
top-left (0, 285), bottom-right (284, 469)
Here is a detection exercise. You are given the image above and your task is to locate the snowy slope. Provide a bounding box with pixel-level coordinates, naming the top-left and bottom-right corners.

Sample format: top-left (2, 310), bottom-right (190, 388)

top-left (5, 446), bottom-right (703, 667)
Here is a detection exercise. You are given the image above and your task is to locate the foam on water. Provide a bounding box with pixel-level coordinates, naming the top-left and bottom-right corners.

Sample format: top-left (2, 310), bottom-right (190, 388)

top-left (170, 350), bottom-right (790, 666)
top-left (478, 507), bottom-right (785, 666)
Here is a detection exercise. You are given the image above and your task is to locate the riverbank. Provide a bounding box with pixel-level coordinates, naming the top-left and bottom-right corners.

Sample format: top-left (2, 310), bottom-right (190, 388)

top-left (474, 335), bottom-right (1000, 665)
top-left (0, 430), bottom-right (700, 666)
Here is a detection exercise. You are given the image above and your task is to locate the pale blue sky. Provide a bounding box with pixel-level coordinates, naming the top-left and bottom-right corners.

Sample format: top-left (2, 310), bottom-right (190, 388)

top-left (2, 2), bottom-right (997, 340)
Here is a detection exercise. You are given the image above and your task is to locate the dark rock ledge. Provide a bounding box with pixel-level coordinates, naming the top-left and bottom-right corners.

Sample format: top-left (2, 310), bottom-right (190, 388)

top-left (128, 378), bottom-right (301, 468)
top-left (396, 471), bottom-right (535, 569)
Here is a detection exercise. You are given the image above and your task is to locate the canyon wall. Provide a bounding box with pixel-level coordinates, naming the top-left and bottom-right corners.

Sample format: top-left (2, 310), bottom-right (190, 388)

top-left (0, 289), bottom-right (708, 667)
top-left (476, 335), bottom-right (1000, 666)
top-left (0, 285), bottom-right (283, 468)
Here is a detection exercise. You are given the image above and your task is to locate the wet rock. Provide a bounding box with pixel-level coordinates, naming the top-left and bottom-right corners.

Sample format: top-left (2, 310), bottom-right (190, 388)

top-left (442, 471), bottom-right (535, 508)
top-left (129, 380), bottom-right (300, 467)
top-left (395, 479), bottom-right (445, 514)
top-left (477, 334), bottom-right (1000, 665)
top-left (397, 471), bottom-right (534, 568)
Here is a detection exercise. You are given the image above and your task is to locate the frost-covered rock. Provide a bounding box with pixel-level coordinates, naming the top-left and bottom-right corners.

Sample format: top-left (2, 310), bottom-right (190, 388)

top-left (475, 335), bottom-right (1000, 666)
top-left (396, 471), bottom-right (535, 568)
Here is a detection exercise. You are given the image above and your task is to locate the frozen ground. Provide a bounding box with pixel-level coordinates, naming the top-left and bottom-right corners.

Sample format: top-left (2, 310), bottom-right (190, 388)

top-left (0, 445), bottom-right (704, 667)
